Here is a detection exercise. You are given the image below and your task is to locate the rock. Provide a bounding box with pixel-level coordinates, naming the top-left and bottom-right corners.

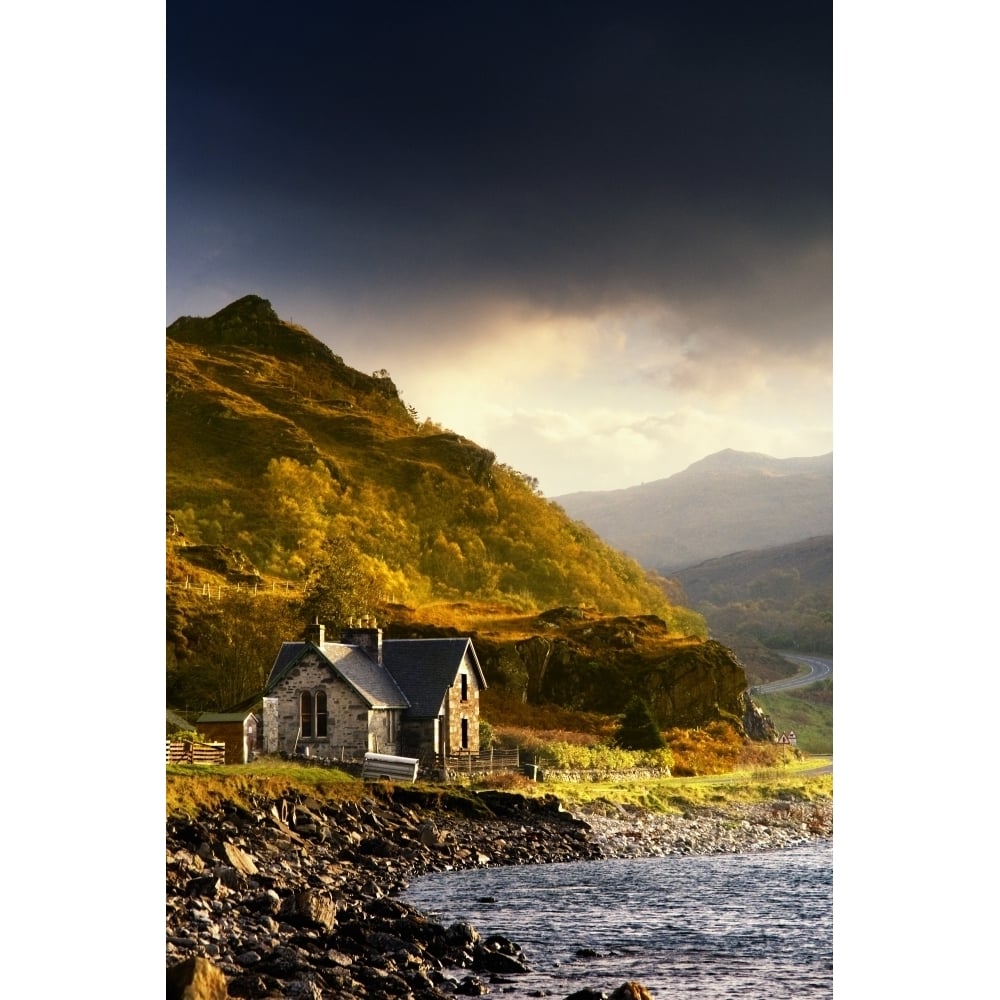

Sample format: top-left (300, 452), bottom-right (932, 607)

top-left (447, 921), bottom-right (482, 947)
top-left (187, 876), bottom-right (222, 898)
top-left (279, 889), bottom-right (337, 931)
top-left (455, 975), bottom-right (490, 995)
top-left (222, 842), bottom-right (259, 876)
top-left (609, 983), bottom-right (655, 1000)
top-left (472, 949), bottom-right (529, 974)
top-left (166, 956), bottom-right (229, 1000)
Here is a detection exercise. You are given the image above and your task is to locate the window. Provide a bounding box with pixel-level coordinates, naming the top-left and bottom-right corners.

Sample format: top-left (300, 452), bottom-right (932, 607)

top-left (300, 692), bottom-right (314, 738)
top-left (315, 691), bottom-right (328, 737)
top-left (461, 717), bottom-right (469, 750)
top-left (460, 673), bottom-right (468, 702)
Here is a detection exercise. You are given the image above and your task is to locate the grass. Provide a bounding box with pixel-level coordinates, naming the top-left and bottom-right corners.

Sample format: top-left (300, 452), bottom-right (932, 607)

top-left (754, 681), bottom-right (833, 755)
top-left (166, 760), bottom-right (359, 818)
top-left (167, 754), bottom-right (832, 821)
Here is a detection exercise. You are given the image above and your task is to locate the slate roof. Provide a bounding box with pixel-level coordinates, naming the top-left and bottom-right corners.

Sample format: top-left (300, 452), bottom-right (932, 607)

top-left (265, 635), bottom-right (486, 718)
top-left (382, 638), bottom-right (486, 718)
top-left (167, 709), bottom-right (194, 731)
top-left (196, 711), bottom-right (255, 724)
top-left (265, 641), bottom-right (410, 709)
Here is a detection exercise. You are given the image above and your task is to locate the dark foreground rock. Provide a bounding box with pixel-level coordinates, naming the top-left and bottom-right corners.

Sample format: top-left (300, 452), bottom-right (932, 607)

top-left (166, 784), bottom-right (832, 999)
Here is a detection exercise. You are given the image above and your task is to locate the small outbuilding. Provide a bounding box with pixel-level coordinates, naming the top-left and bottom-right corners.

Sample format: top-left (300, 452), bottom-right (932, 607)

top-left (195, 710), bottom-right (260, 764)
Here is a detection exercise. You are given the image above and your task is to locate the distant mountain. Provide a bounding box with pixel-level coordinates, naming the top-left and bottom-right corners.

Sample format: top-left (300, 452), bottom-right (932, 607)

top-left (673, 534), bottom-right (833, 605)
top-left (672, 535), bottom-right (833, 659)
top-left (553, 450), bottom-right (833, 573)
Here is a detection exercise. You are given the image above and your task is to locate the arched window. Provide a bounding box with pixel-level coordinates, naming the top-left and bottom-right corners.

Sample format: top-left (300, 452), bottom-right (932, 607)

top-left (316, 691), bottom-right (328, 737)
top-left (300, 691), bottom-right (314, 738)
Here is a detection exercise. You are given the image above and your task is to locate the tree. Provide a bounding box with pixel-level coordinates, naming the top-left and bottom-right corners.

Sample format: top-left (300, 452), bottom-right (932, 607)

top-left (613, 696), bottom-right (666, 750)
top-left (299, 539), bottom-right (383, 628)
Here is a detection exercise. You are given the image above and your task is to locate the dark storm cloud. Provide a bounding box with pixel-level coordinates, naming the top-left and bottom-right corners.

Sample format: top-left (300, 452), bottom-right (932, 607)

top-left (168, 1), bottom-right (830, 346)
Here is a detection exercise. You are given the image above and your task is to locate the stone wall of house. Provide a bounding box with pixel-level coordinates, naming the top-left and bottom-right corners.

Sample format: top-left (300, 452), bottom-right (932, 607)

top-left (400, 718), bottom-right (438, 761)
top-left (270, 652), bottom-right (372, 756)
top-left (368, 708), bottom-right (401, 756)
top-left (262, 698), bottom-right (279, 754)
top-left (443, 653), bottom-right (482, 755)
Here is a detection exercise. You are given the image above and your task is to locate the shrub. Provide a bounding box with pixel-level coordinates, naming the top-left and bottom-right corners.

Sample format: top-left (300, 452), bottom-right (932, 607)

top-left (170, 730), bottom-right (207, 744)
top-left (613, 696), bottom-right (666, 750)
top-left (479, 719), bottom-right (496, 751)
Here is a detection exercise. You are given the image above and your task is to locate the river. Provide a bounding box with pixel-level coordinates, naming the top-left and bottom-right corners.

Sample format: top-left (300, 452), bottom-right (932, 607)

top-left (401, 840), bottom-right (832, 998)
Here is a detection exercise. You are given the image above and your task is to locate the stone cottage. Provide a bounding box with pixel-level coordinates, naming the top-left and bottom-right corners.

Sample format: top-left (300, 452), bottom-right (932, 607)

top-left (262, 619), bottom-right (487, 764)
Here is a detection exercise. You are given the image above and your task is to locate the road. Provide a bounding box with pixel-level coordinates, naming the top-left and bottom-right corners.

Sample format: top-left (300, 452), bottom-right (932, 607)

top-left (752, 652), bottom-right (832, 694)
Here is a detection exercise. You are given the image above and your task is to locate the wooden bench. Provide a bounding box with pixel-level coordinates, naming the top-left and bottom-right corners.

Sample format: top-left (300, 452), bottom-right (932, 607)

top-left (361, 752), bottom-right (420, 784)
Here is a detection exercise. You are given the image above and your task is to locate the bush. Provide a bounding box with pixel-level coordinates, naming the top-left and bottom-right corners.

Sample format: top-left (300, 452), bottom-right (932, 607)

top-left (170, 730), bottom-right (208, 744)
top-left (541, 741), bottom-right (673, 772)
top-left (479, 719), bottom-right (496, 751)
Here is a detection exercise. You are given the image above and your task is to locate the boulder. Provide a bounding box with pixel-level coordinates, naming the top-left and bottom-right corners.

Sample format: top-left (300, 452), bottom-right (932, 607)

top-left (609, 983), bottom-right (655, 1000)
top-left (166, 957), bottom-right (229, 1000)
top-left (279, 889), bottom-right (337, 931)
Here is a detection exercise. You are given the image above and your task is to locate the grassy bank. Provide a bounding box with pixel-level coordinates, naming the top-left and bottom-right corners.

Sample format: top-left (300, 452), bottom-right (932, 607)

top-left (754, 681), bottom-right (833, 754)
top-left (167, 758), bottom-right (832, 821)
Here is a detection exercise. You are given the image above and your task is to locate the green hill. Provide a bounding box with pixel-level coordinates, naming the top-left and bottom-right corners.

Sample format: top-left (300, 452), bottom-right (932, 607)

top-left (167, 297), bottom-right (749, 722)
top-left (672, 535), bottom-right (833, 662)
top-left (167, 295), bottom-right (696, 623)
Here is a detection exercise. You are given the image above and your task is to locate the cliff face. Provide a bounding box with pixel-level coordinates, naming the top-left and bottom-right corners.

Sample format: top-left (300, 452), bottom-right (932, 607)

top-left (386, 608), bottom-right (775, 739)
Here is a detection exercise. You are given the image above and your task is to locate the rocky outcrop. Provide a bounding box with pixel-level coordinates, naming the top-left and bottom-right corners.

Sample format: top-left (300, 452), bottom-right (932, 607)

top-left (166, 786), bottom-right (831, 999)
top-left (179, 545), bottom-right (262, 584)
top-left (389, 611), bottom-right (771, 737)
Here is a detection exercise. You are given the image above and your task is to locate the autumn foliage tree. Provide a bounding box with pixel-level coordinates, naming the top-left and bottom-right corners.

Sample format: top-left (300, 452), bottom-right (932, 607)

top-left (298, 539), bottom-right (385, 628)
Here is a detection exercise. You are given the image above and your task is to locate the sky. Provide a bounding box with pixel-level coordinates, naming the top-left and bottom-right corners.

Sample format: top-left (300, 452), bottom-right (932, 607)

top-left (167, 0), bottom-right (832, 496)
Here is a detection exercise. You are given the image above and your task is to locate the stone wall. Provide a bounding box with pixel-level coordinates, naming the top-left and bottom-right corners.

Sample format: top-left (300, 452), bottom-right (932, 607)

top-left (270, 652), bottom-right (373, 755)
top-left (442, 656), bottom-right (481, 755)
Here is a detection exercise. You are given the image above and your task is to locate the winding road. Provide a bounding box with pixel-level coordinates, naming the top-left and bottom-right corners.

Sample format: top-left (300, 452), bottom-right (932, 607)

top-left (749, 652), bottom-right (833, 776)
top-left (753, 652), bottom-right (832, 694)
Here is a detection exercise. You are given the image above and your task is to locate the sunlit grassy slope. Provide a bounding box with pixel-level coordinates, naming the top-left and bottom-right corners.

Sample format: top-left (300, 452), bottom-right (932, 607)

top-left (167, 295), bottom-right (701, 626)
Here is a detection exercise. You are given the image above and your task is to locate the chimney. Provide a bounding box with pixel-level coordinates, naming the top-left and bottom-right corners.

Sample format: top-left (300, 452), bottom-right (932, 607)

top-left (305, 620), bottom-right (326, 646)
top-left (341, 615), bottom-right (383, 664)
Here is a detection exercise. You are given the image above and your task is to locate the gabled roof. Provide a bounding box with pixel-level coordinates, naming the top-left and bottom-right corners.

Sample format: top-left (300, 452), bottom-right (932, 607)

top-left (196, 711), bottom-right (255, 724)
top-left (266, 641), bottom-right (410, 709)
top-left (167, 709), bottom-right (194, 731)
top-left (382, 637), bottom-right (487, 718)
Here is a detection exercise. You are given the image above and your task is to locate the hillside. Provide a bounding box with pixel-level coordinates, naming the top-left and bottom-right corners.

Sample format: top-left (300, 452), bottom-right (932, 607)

top-left (672, 535), bottom-right (833, 669)
top-left (167, 296), bottom-right (761, 725)
top-left (167, 295), bottom-right (696, 624)
top-left (553, 450), bottom-right (833, 573)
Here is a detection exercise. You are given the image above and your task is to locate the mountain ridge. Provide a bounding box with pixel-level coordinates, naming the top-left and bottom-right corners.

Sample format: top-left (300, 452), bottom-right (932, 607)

top-left (554, 450), bottom-right (832, 573)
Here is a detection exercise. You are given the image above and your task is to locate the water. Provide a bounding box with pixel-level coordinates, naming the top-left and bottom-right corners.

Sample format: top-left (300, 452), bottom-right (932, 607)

top-left (401, 840), bottom-right (832, 998)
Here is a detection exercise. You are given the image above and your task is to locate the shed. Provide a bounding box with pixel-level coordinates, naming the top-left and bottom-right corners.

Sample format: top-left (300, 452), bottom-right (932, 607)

top-left (195, 711), bottom-right (259, 764)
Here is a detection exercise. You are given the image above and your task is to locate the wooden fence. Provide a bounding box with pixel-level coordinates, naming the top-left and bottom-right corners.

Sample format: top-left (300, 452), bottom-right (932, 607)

top-left (166, 741), bottom-right (226, 765)
top-left (443, 748), bottom-right (521, 775)
top-left (166, 578), bottom-right (301, 601)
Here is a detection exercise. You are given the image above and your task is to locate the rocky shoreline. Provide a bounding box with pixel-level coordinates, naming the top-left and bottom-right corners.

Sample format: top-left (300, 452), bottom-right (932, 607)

top-left (166, 786), bottom-right (832, 1000)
